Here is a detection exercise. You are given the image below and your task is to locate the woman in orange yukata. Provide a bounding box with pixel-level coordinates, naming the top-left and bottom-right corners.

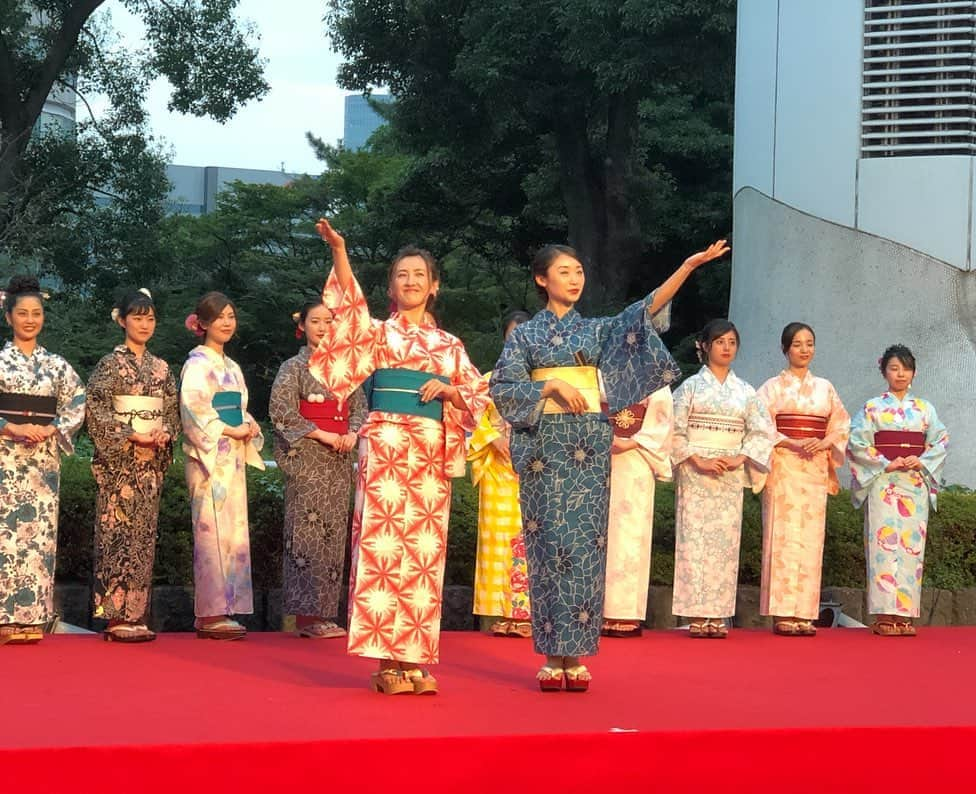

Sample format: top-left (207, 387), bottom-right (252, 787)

top-left (757, 323), bottom-right (849, 636)
top-left (310, 220), bottom-right (488, 695)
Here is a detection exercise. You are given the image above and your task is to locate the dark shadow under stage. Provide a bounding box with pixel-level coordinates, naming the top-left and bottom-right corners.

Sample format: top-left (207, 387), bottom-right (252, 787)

top-left (3, 628), bottom-right (975, 793)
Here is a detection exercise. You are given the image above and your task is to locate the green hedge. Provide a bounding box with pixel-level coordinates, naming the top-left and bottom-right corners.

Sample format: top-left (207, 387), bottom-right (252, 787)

top-left (55, 456), bottom-right (976, 590)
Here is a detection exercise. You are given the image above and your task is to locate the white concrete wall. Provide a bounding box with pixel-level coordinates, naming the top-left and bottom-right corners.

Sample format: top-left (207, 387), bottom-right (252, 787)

top-left (732, 0), bottom-right (778, 196)
top-left (858, 157), bottom-right (975, 270)
top-left (730, 188), bottom-right (976, 486)
top-left (772, 0), bottom-right (862, 227)
top-left (735, 0), bottom-right (976, 271)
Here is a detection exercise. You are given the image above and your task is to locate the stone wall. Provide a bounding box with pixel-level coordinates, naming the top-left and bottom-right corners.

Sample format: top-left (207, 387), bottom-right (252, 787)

top-left (53, 582), bottom-right (976, 631)
top-left (729, 187), bottom-right (976, 488)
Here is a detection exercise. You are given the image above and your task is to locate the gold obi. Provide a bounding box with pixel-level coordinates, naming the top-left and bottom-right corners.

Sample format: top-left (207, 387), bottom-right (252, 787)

top-left (113, 395), bottom-right (164, 434)
top-left (686, 412), bottom-right (745, 451)
top-left (530, 366), bottom-right (602, 415)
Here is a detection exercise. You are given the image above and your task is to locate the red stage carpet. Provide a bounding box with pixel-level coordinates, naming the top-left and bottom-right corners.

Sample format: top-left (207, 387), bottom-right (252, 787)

top-left (4, 628), bottom-right (975, 793)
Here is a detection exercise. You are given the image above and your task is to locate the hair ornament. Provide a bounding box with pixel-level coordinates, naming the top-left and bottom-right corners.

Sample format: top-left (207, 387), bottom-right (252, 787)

top-left (40, 291), bottom-right (50, 300)
top-left (138, 288), bottom-right (152, 299)
top-left (291, 311), bottom-right (301, 323)
top-left (184, 313), bottom-right (204, 337)
top-left (110, 308), bottom-right (121, 322)
top-left (0, 290), bottom-right (6, 310)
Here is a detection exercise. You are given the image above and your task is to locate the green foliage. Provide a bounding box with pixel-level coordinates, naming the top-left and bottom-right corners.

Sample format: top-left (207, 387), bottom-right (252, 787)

top-left (1, 0), bottom-right (268, 289)
top-left (446, 476), bottom-right (479, 588)
top-left (327, 0), bottom-right (736, 314)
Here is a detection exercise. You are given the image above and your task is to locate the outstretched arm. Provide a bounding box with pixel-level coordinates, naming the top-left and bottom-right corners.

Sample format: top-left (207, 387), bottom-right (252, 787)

top-left (316, 218), bottom-right (353, 293)
top-left (648, 240), bottom-right (729, 315)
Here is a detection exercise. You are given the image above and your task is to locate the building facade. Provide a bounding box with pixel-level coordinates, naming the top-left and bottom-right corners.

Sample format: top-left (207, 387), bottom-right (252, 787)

top-left (165, 165), bottom-right (297, 215)
top-left (732, 0), bottom-right (976, 486)
top-left (342, 94), bottom-right (392, 151)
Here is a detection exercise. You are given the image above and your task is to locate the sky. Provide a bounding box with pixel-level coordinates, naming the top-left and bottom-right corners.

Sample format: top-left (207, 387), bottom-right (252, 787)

top-left (93, 0), bottom-right (351, 176)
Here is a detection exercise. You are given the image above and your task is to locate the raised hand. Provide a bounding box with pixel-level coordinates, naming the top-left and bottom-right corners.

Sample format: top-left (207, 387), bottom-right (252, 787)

top-left (316, 218), bottom-right (345, 250)
top-left (681, 239), bottom-right (730, 271)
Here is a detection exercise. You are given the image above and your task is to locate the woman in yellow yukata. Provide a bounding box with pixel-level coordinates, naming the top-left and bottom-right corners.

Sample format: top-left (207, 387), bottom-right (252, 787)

top-left (469, 311), bottom-right (532, 638)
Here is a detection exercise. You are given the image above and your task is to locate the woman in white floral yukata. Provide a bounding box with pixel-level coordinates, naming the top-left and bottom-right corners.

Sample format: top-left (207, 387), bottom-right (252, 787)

top-left (0, 275), bottom-right (86, 645)
top-left (670, 319), bottom-right (773, 638)
top-left (181, 291), bottom-right (264, 640)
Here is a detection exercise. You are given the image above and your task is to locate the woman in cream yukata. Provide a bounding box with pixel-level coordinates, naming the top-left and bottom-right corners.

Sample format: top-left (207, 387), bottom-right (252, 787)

top-left (601, 387), bottom-right (673, 637)
top-left (0, 276), bottom-right (85, 645)
top-left (311, 219), bottom-right (488, 696)
top-left (848, 344), bottom-right (947, 637)
top-left (468, 310), bottom-right (532, 638)
top-left (180, 292), bottom-right (264, 640)
top-left (671, 319), bottom-right (774, 638)
top-left (757, 323), bottom-right (849, 637)
top-left (491, 240), bottom-right (728, 691)
top-left (87, 289), bottom-right (180, 643)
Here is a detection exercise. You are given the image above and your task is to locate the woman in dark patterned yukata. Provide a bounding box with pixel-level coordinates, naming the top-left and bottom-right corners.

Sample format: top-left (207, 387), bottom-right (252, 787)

top-left (489, 240), bottom-right (728, 691)
top-left (87, 289), bottom-right (180, 642)
top-left (269, 300), bottom-right (366, 638)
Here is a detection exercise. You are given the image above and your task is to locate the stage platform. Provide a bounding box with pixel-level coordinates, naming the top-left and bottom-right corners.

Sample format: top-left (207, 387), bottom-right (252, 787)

top-left (4, 628), bottom-right (975, 793)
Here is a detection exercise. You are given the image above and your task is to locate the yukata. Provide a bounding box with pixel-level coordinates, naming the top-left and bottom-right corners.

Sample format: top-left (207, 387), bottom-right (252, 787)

top-left (848, 392), bottom-right (948, 617)
top-left (490, 296), bottom-right (681, 657)
top-left (87, 345), bottom-right (179, 623)
top-left (604, 387), bottom-right (674, 623)
top-left (309, 270), bottom-right (487, 665)
top-left (671, 367), bottom-right (773, 619)
top-left (0, 342), bottom-right (85, 625)
top-left (468, 373), bottom-right (529, 621)
top-left (269, 346), bottom-right (366, 620)
top-left (757, 371), bottom-right (849, 620)
top-left (180, 345), bottom-right (264, 618)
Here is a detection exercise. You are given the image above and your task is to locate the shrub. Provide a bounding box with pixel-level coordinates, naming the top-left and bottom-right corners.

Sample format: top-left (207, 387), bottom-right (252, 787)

top-left (55, 454), bottom-right (976, 592)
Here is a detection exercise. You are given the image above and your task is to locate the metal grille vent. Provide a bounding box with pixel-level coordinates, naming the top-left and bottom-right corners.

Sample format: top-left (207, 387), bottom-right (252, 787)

top-left (862, 0), bottom-right (976, 157)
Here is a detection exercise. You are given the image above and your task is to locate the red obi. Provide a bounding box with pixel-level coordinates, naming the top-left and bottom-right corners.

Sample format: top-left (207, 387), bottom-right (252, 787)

top-left (608, 402), bottom-right (647, 439)
top-left (873, 430), bottom-right (925, 459)
top-left (776, 413), bottom-right (828, 440)
top-left (299, 398), bottom-right (349, 434)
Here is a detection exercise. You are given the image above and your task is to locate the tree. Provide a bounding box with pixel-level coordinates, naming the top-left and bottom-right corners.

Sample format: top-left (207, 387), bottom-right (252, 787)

top-left (326, 0), bottom-right (735, 311)
top-left (0, 0), bottom-right (269, 278)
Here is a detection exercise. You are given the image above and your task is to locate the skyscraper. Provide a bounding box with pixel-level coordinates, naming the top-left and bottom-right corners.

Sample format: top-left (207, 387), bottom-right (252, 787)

top-left (342, 94), bottom-right (393, 151)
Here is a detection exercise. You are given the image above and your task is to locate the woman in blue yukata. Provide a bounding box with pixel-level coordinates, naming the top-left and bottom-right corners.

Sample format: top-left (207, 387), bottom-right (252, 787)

top-left (490, 239), bottom-right (728, 691)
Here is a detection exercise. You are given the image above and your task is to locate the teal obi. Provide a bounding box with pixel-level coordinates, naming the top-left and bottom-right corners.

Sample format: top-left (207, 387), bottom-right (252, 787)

top-left (369, 368), bottom-right (450, 421)
top-left (212, 391), bottom-right (244, 426)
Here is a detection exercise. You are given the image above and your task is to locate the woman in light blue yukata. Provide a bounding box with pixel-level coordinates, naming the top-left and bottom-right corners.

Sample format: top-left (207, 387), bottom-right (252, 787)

top-left (848, 344), bottom-right (948, 637)
top-left (490, 239), bottom-right (728, 691)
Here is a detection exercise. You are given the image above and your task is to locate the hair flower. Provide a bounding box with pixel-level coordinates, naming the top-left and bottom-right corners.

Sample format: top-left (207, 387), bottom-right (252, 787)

top-left (138, 288), bottom-right (152, 299)
top-left (184, 313), bottom-right (204, 337)
top-left (110, 308), bottom-right (120, 322)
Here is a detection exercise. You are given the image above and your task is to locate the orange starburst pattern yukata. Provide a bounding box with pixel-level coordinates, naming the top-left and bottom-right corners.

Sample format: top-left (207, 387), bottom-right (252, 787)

top-left (309, 269), bottom-right (487, 664)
